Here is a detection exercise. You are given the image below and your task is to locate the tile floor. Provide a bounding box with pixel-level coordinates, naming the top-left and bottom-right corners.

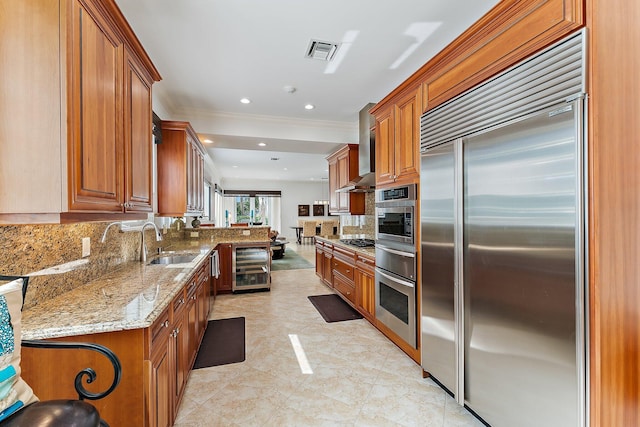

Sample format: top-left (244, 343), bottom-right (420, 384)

top-left (174, 244), bottom-right (483, 427)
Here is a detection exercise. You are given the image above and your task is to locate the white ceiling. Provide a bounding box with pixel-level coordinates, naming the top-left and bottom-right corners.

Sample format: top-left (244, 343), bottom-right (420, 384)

top-left (115, 0), bottom-right (500, 183)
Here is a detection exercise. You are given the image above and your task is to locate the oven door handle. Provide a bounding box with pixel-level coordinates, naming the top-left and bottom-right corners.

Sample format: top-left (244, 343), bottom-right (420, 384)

top-left (376, 268), bottom-right (415, 288)
top-left (376, 245), bottom-right (416, 258)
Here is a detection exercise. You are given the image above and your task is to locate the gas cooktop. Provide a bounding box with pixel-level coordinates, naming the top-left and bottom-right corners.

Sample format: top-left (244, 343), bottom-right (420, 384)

top-left (339, 239), bottom-right (375, 248)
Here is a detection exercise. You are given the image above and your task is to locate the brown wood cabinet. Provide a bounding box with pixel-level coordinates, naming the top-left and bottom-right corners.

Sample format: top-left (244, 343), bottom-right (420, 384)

top-left (170, 287), bottom-right (190, 409)
top-left (22, 258), bottom-right (211, 427)
top-left (355, 254), bottom-right (375, 322)
top-left (315, 240), bottom-right (418, 360)
top-left (124, 47), bottom-right (154, 213)
top-left (315, 241), bottom-right (324, 278)
top-left (326, 145), bottom-right (365, 215)
top-left (329, 245), bottom-right (357, 306)
top-left (374, 88), bottom-right (421, 187)
top-left (315, 241), bottom-right (334, 287)
top-left (212, 243), bottom-right (233, 294)
top-left (157, 121), bottom-right (205, 217)
top-left (0, 0), bottom-right (160, 224)
top-left (148, 307), bottom-right (173, 427)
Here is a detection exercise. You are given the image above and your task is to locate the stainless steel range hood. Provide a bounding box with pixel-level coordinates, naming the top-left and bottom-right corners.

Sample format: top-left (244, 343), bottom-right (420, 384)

top-left (337, 103), bottom-right (376, 193)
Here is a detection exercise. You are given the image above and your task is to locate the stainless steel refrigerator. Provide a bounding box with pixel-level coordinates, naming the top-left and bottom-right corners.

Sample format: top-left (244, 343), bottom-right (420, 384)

top-left (420, 32), bottom-right (586, 427)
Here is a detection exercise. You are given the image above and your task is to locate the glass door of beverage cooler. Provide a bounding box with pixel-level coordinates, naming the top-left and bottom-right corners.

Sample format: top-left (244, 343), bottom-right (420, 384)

top-left (232, 243), bottom-right (271, 292)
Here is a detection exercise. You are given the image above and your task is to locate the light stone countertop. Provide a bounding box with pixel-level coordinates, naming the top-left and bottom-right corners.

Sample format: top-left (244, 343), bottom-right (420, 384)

top-left (314, 235), bottom-right (376, 257)
top-left (21, 238), bottom-right (268, 340)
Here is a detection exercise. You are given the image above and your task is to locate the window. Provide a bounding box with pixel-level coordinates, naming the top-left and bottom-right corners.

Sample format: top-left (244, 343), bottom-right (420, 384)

top-left (203, 181), bottom-right (211, 220)
top-left (223, 190), bottom-right (281, 230)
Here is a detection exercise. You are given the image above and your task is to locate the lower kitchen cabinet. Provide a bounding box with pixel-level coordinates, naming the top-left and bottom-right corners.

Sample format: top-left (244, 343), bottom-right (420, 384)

top-left (355, 254), bottom-right (376, 322)
top-left (148, 307), bottom-right (172, 427)
top-left (22, 258), bottom-right (212, 427)
top-left (171, 288), bottom-right (190, 406)
top-left (322, 247), bottom-right (333, 287)
top-left (213, 243), bottom-right (232, 294)
top-left (315, 239), bottom-right (375, 322)
top-left (315, 242), bottom-right (324, 278)
top-left (315, 241), bottom-right (333, 286)
top-left (333, 273), bottom-right (356, 305)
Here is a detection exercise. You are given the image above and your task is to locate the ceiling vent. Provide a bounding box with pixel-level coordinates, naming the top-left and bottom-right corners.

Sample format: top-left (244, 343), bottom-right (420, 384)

top-left (305, 39), bottom-right (339, 61)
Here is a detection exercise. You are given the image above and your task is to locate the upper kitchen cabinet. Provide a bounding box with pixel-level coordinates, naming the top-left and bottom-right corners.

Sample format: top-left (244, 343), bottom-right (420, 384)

top-left (327, 144), bottom-right (365, 215)
top-left (157, 121), bottom-right (205, 217)
top-left (373, 87), bottom-right (421, 187)
top-left (0, 0), bottom-right (161, 224)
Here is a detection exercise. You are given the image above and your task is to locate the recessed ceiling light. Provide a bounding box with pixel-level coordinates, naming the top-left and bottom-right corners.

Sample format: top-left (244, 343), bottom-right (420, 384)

top-left (283, 168), bottom-right (288, 171)
top-left (240, 98), bottom-right (251, 104)
top-left (232, 165), bottom-right (238, 168)
top-left (304, 104), bottom-right (315, 110)
top-left (203, 139), bottom-right (213, 144)
top-left (258, 142), bottom-right (266, 147)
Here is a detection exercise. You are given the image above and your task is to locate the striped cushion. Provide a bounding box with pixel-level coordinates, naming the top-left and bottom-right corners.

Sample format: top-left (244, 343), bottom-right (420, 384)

top-left (0, 279), bottom-right (38, 422)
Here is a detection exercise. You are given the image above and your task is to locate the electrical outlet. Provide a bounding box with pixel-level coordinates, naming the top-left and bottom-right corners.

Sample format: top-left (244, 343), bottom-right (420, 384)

top-left (82, 237), bottom-right (90, 257)
top-left (242, 230), bottom-right (250, 236)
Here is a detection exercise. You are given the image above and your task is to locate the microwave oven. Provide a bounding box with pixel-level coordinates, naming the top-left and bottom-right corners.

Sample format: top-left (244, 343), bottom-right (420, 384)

top-left (375, 184), bottom-right (416, 247)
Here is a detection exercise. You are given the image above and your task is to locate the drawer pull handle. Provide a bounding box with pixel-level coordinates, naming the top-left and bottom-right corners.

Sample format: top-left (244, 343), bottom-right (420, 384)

top-left (163, 320), bottom-right (169, 328)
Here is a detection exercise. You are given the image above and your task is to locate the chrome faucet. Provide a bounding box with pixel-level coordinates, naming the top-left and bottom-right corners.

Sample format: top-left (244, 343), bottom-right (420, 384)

top-left (140, 221), bottom-right (163, 263)
top-left (100, 221), bottom-right (122, 243)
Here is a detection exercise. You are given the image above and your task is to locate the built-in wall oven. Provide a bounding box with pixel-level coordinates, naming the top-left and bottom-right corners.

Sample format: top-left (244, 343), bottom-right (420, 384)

top-left (375, 184), bottom-right (417, 348)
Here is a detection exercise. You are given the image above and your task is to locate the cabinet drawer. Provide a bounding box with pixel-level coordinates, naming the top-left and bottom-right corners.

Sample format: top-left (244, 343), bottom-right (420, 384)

top-left (332, 257), bottom-right (354, 281)
top-left (171, 288), bottom-right (187, 319)
top-left (150, 307), bottom-right (171, 346)
top-left (356, 254), bottom-right (375, 273)
top-left (186, 277), bottom-right (198, 298)
top-left (333, 275), bottom-right (355, 305)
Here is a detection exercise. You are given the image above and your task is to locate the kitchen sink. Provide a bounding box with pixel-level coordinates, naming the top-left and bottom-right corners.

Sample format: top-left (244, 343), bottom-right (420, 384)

top-left (149, 254), bottom-right (198, 265)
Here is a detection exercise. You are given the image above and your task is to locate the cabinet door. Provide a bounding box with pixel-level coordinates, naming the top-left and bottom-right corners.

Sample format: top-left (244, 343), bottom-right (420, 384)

top-left (149, 334), bottom-right (172, 427)
top-left (355, 267), bottom-right (375, 321)
top-left (186, 139), bottom-right (194, 212)
top-left (315, 245), bottom-right (324, 278)
top-left (393, 89), bottom-right (421, 183)
top-left (337, 154), bottom-right (349, 211)
top-left (187, 289), bottom-right (198, 367)
top-left (323, 251), bottom-right (333, 287)
top-left (124, 50), bottom-right (153, 212)
top-left (68, 1), bottom-right (124, 211)
top-left (215, 244), bottom-right (233, 293)
top-left (328, 158), bottom-right (339, 213)
top-left (375, 107), bottom-right (395, 186)
top-left (173, 311), bottom-right (189, 404)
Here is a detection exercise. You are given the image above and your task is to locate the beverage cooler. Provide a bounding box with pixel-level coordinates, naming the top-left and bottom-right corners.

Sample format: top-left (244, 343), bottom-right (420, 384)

top-left (232, 242), bottom-right (270, 292)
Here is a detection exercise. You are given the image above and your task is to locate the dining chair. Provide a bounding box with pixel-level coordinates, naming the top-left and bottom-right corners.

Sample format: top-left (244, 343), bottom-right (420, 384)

top-left (319, 220), bottom-right (335, 237)
top-left (301, 221), bottom-right (317, 244)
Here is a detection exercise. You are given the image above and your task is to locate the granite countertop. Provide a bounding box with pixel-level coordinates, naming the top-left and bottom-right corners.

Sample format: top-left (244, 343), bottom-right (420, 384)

top-left (314, 235), bottom-right (376, 257)
top-left (21, 238), bottom-right (270, 340)
top-left (21, 245), bottom-right (214, 340)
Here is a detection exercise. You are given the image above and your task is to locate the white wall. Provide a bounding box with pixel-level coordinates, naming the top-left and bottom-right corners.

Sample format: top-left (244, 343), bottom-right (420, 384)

top-left (220, 178), bottom-right (335, 241)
